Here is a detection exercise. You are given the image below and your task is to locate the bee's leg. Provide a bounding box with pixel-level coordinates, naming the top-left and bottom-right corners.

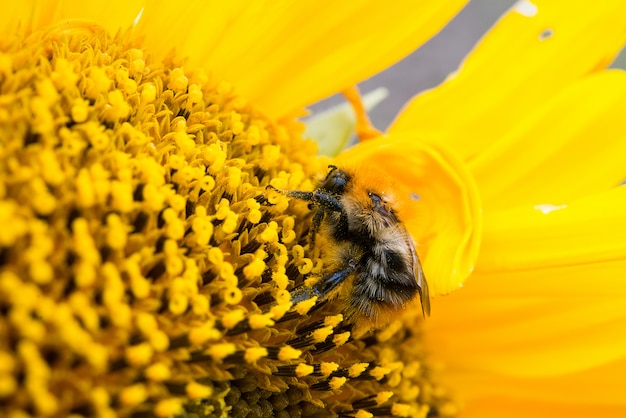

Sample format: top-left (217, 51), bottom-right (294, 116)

top-left (279, 189), bottom-right (314, 201)
top-left (268, 186), bottom-right (349, 241)
top-left (306, 190), bottom-right (349, 240)
top-left (289, 287), bottom-right (317, 304)
top-left (290, 260), bottom-right (357, 304)
top-left (313, 260), bottom-right (357, 297)
top-left (308, 208), bottom-right (325, 247)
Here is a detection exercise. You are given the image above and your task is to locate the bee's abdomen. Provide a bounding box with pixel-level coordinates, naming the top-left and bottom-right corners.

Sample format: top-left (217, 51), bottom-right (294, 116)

top-left (383, 249), bottom-right (406, 272)
top-left (348, 268), bottom-right (418, 321)
top-left (354, 253), bottom-right (418, 297)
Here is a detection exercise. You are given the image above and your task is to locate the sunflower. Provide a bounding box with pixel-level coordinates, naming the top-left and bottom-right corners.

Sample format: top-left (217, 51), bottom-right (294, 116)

top-left (0, 1), bottom-right (624, 418)
top-left (0, 1), bottom-right (468, 417)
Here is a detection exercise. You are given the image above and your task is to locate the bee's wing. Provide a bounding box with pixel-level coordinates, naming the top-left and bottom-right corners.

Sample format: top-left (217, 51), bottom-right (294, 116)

top-left (405, 232), bottom-right (431, 317)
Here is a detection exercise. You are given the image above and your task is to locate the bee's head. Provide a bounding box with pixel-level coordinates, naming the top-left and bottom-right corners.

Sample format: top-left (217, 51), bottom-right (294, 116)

top-left (318, 165), bottom-right (351, 195)
top-left (364, 190), bottom-right (399, 227)
top-left (341, 183), bottom-right (400, 236)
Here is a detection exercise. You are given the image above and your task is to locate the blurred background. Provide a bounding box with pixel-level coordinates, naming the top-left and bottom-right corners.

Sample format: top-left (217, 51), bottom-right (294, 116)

top-left (310, 0), bottom-right (626, 131)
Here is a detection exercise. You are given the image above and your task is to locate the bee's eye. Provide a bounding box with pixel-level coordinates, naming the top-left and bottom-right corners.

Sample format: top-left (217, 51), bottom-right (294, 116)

top-left (369, 192), bottom-right (396, 219)
top-left (369, 192), bottom-right (383, 205)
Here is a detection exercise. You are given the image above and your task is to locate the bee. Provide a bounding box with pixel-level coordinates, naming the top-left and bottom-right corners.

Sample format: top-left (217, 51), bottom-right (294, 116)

top-left (273, 165), bottom-right (430, 327)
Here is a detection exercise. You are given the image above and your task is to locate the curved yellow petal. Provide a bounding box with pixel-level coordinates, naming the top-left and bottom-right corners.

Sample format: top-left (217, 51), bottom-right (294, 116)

top-left (1, 0), bottom-right (143, 38)
top-left (305, 87), bottom-right (389, 157)
top-left (335, 135), bottom-right (481, 296)
top-left (390, 0), bottom-right (626, 161)
top-left (135, 0), bottom-right (467, 118)
top-left (476, 186), bottom-right (626, 272)
top-left (470, 70), bottom-right (626, 210)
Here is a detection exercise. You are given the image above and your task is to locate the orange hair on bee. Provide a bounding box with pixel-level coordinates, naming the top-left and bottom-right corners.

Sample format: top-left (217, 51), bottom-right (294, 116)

top-left (339, 164), bottom-right (408, 222)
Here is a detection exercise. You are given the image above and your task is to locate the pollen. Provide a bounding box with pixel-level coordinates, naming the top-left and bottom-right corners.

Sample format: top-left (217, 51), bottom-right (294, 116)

top-left (0, 20), bottom-right (454, 418)
top-left (272, 270), bottom-right (290, 290)
top-left (221, 309), bottom-right (246, 329)
top-left (324, 314), bottom-right (344, 327)
top-left (269, 293), bottom-right (292, 318)
top-left (145, 362), bottom-right (172, 381)
top-left (186, 381), bottom-right (213, 399)
top-left (126, 343), bottom-right (154, 366)
top-left (119, 384), bottom-right (148, 407)
top-left (333, 332), bottom-right (351, 347)
top-left (391, 403), bottom-right (413, 417)
top-left (155, 399), bottom-right (184, 417)
top-left (294, 296), bottom-right (318, 315)
top-left (370, 366), bottom-right (393, 381)
top-left (295, 363), bottom-right (315, 377)
top-left (243, 257), bottom-right (266, 279)
top-left (311, 326), bottom-right (334, 343)
top-left (348, 363), bottom-right (370, 378)
top-left (278, 346), bottom-right (302, 361)
top-left (259, 221), bottom-right (279, 243)
top-left (320, 362), bottom-right (340, 377)
top-left (249, 313), bottom-right (275, 329)
top-left (245, 347), bottom-right (268, 363)
top-left (376, 391), bottom-right (394, 405)
top-left (188, 323), bottom-right (219, 345)
top-left (0, 375), bottom-right (16, 397)
top-left (208, 343), bottom-right (237, 361)
top-left (329, 376), bottom-right (347, 390)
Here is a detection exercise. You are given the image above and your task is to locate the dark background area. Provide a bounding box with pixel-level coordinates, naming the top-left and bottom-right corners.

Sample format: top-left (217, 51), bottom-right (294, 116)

top-left (311, 0), bottom-right (626, 130)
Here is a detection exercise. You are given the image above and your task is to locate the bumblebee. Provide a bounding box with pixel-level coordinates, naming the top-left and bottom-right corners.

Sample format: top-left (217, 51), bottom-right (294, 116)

top-left (276, 165), bottom-right (430, 327)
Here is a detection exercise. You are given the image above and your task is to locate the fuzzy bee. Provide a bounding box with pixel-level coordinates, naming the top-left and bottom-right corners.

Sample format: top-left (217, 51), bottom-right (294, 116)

top-left (273, 165), bottom-right (430, 327)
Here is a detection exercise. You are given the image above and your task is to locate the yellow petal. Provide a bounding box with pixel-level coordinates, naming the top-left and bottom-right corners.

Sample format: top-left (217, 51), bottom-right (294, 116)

top-left (447, 358), bottom-right (626, 418)
top-left (461, 398), bottom-right (626, 418)
top-left (470, 70), bottom-right (626, 210)
top-left (426, 189), bottom-right (626, 402)
top-left (390, 0), bottom-right (626, 161)
top-left (460, 259), bottom-right (626, 298)
top-left (0, 4), bottom-right (33, 35)
top-left (335, 135), bottom-right (481, 296)
top-left (429, 264), bottom-right (626, 414)
top-left (135, 0), bottom-right (467, 118)
top-left (5, 1), bottom-right (466, 119)
top-left (428, 292), bottom-right (626, 377)
top-left (1, 0), bottom-right (143, 38)
top-left (425, 183), bottom-right (626, 405)
top-left (476, 186), bottom-right (626, 273)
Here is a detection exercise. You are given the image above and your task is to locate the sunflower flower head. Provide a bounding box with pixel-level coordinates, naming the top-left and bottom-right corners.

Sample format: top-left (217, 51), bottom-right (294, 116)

top-left (0, 21), bottom-right (458, 418)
